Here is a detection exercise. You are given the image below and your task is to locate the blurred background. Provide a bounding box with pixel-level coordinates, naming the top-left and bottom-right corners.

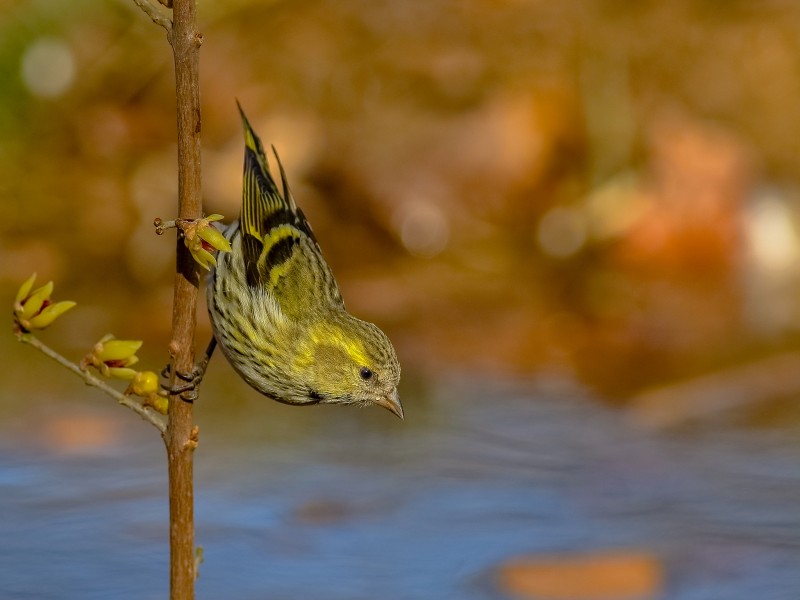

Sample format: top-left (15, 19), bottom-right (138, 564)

top-left (2, 1), bottom-right (800, 599)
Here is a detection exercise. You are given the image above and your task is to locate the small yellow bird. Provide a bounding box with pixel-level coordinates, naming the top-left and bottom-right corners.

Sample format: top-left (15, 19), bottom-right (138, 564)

top-left (207, 104), bottom-right (402, 418)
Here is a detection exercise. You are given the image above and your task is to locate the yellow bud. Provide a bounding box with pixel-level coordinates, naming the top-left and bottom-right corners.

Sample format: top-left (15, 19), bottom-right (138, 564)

top-left (26, 301), bottom-right (76, 330)
top-left (19, 281), bottom-right (54, 320)
top-left (83, 336), bottom-right (143, 379)
top-left (191, 246), bottom-right (217, 271)
top-left (96, 339), bottom-right (143, 362)
top-left (182, 215), bottom-right (230, 271)
top-left (13, 277), bottom-right (70, 333)
top-left (15, 273), bottom-right (37, 306)
top-left (131, 371), bottom-right (160, 396)
top-left (148, 395), bottom-right (169, 415)
top-left (106, 367), bottom-right (138, 380)
top-left (198, 224), bottom-right (232, 253)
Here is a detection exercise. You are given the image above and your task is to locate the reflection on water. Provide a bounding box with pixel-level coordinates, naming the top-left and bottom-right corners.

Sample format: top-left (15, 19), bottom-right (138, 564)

top-left (0, 372), bottom-right (798, 600)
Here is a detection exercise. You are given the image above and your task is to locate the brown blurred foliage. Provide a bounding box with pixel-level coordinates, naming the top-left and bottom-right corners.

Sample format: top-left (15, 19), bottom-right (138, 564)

top-left (5, 0), bottom-right (800, 398)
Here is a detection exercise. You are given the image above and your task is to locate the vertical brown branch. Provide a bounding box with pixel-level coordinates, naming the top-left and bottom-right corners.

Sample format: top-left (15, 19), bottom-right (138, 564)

top-left (166, 0), bottom-right (202, 598)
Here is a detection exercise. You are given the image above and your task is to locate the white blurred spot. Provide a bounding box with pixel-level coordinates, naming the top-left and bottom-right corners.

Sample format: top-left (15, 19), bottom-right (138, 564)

top-left (747, 192), bottom-right (800, 273)
top-left (536, 205), bottom-right (587, 258)
top-left (742, 188), bottom-right (800, 335)
top-left (21, 37), bottom-right (76, 98)
top-left (393, 201), bottom-right (450, 258)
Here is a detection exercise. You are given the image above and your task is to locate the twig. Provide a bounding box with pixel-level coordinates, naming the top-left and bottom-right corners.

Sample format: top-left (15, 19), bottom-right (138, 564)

top-left (131, 0), bottom-right (173, 32)
top-left (133, 0), bottom-right (202, 595)
top-left (165, 0), bottom-right (204, 597)
top-left (19, 334), bottom-right (167, 434)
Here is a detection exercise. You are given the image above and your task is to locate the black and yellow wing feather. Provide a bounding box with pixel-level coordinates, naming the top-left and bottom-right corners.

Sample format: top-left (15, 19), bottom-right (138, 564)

top-left (237, 103), bottom-right (344, 316)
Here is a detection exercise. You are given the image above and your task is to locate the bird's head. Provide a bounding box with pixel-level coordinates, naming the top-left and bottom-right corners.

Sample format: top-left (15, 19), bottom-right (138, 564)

top-left (298, 314), bottom-right (402, 418)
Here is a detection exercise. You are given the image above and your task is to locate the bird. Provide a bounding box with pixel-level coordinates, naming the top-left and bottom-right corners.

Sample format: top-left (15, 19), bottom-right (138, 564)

top-left (206, 103), bottom-right (403, 419)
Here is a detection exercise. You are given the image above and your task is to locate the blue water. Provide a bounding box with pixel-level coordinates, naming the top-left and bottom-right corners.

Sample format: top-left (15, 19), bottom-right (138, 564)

top-left (0, 375), bottom-right (798, 599)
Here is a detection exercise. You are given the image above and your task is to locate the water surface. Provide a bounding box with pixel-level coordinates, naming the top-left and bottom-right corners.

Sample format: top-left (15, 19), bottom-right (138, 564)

top-left (0, 373), bottom-right (798, 599)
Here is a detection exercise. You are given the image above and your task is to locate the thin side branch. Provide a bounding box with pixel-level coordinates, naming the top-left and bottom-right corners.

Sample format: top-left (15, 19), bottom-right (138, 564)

top-left (131, 0), bottom-right (173, 32)
top-left (20, 334), bottom-right (167, 434)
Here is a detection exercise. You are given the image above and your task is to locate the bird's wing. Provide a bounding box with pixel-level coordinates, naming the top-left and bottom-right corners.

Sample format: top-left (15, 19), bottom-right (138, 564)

top-left (237, 103), bottom-right (344, 316)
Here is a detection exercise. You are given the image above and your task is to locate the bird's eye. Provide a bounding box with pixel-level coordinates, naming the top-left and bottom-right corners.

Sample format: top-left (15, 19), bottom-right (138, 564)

top-left (359, 366), bottom-right (373, 380)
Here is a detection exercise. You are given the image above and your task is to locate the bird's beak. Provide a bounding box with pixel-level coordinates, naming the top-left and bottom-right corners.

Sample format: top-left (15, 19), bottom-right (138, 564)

top-left (374, 389), bottom-right (404, 420)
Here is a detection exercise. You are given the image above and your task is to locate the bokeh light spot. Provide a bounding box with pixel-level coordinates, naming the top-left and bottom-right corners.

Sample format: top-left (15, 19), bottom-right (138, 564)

top-left (536, 205), bottom-right (587, 258)
top-left (21, 37), bottom-right (76, 98)
top-left (395, 201), bottom-right (450, 258)
top-left (747, 191), bottom-right (800, 273)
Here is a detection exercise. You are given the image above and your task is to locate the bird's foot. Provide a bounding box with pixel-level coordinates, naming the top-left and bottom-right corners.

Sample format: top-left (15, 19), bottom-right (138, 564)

top-left (161, 363), bottom-right (205, 397)
top-left (160, 337), bottom-right (217, 397)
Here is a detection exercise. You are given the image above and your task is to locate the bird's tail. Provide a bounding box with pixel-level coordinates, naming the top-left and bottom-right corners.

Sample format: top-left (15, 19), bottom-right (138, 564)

top-left (235, 101), bottom-right (320, 288)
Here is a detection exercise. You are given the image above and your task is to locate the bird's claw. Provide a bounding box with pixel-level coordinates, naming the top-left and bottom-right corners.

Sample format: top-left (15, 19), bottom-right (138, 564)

top-left (161, 363), bottom-right (204, 396)
top-left (160, 338), bottom-right (217, 398)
